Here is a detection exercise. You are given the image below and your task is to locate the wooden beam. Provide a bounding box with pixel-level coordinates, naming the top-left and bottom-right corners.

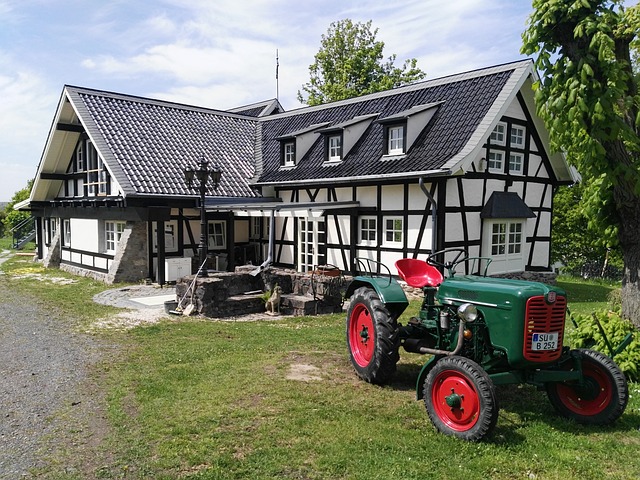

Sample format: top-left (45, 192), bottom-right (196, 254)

top-left (56, 122), bottom-right (84, 133)
top-left (39, 172), bottom-right (68, 181)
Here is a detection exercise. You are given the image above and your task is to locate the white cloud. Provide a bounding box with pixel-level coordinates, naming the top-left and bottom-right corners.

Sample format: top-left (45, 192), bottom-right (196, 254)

top-left (0, 0), bottom-right (539, 199)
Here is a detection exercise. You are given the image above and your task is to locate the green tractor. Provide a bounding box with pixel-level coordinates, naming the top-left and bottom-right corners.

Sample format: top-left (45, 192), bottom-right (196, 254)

top-left (345, 249), bottom-right (629, 441)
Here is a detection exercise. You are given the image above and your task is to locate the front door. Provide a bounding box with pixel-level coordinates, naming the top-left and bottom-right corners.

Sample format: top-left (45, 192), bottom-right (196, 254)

top-left (298, 218), bottom-right (326, 272)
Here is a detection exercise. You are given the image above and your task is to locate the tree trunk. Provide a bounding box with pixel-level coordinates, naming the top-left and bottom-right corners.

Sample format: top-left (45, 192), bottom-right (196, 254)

top-left (621, 246), bottom-right (640, 329)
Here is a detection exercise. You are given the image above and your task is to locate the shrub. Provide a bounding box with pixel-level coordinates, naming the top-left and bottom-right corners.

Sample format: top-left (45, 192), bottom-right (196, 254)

top-left (569, 307), bottom-right (639, 382)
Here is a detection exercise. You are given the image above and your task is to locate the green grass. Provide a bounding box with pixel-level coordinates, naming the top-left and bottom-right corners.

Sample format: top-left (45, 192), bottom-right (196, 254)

top-left (0, 254), bottom-right (128, 330)
top-left (557, 275), bottom-right (618, 317)
top-left (2, 255), bottom-right (639, 479)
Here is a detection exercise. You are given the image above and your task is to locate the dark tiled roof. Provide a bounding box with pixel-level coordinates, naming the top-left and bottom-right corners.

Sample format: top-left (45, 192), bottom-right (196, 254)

top-left (256, 65), bottom-right (517, 184)
top-left (67, 87), bottom-right (261, 198)
top-left (227, 99), bottom-right (283, 117)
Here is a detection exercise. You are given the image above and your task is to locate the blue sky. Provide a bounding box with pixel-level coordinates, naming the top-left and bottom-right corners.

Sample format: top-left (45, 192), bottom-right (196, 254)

top-left (0, 0), bottom-right (535, 201)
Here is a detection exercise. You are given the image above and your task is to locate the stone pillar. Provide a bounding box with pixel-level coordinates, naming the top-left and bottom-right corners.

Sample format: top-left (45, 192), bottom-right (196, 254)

top-left (43, 229), bottom-right (61, 268)
top-left (108, 221), bottom-right (149, 283)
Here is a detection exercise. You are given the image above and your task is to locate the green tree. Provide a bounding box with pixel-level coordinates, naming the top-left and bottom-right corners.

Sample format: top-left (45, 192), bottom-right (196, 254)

top-left (552, 183), bottom-right (622, 278)
top-left (3, 180), bottom-right (33, 233)
top-left (522, 0), bottom-right (640, 326)
top-left (298, 19), bottom-right (426, 106)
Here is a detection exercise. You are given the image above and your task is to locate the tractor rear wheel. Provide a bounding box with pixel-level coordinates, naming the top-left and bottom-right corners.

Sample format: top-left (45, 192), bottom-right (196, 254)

top-left (423, 356), bottom-right (498, 441)
top-left (546, 348), bottom-right (628, 425)
top-left (346, 286), bottom-right (399, 384)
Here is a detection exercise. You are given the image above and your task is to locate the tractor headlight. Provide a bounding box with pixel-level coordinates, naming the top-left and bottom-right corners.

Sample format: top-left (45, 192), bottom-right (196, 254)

top-left (457, 303), bottom-right (478, 323)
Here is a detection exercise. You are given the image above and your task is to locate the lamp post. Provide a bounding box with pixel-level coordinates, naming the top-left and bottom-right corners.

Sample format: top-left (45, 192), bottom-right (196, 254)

top-left (185, 156), bottom-right (222, 278)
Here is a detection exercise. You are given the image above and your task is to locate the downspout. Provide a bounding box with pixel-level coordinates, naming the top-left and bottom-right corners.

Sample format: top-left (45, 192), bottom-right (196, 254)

top-left (419, 177), bottom-right (438, 253)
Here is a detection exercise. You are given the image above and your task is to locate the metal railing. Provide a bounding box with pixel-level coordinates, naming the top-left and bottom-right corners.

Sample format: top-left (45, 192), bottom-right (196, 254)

top-left (11, 216), bottom-right (36, 249)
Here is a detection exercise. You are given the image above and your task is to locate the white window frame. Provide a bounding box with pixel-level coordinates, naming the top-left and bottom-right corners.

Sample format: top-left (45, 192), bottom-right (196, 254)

top-left (250, 217), bottom-right (262, 239)
top-left (105, 221), bottom-right (126, 254)
top-left (509, 152), bottom-right (524, 175)
top-left (283, 142), bottom-right (295, 167)
top-left (75, 142), bottom-right (84, 172)
top-left (387, 125), bottom-right (404, 155)
top-left (490, 122), bottom-right (507, 146)
top-left (359, 216), bottom-right (377, 245)
top-left (510, 125), bottom-right (526, 149)
top-left (86, 140), bottom-right (107, 196)
top-left (384, 217), bottom-right (403, 245)
top-left (490, 221), bottom-right (523, 256)
top-left (208, 220), bottom-right (226, 249)
top-left (328, 134), bottom-right (342, 162)
top-left (488, 150), bottom-right (504, 173)
top-left (62, 219), bottom-right (71, 246)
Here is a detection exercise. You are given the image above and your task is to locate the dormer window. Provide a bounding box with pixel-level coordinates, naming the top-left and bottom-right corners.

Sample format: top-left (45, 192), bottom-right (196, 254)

top-left (327, 134), bottom-right (342, 162)
top-left (386, 124), bottom-right (405, 155)
top-left (283, 141), bottom-right (295, 167)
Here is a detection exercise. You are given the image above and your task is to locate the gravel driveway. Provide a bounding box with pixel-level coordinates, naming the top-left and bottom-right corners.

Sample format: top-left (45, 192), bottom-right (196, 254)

top-left (0, 277), bottom-right (106, 478)
top-left (0, 247), bottom-right (176, 478)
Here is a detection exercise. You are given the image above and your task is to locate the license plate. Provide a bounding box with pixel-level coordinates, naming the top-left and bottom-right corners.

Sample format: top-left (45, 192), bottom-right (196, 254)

top-left (531, 332), bottom-right (558, 351)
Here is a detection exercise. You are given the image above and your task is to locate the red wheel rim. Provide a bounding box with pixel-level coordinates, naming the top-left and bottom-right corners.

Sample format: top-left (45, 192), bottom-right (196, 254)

top-left (430, 369), bottom-right (480, 432)
top-left (348, 303), bottom-right (375, 367)
top-left (555, 361), bottom-right (613, 415)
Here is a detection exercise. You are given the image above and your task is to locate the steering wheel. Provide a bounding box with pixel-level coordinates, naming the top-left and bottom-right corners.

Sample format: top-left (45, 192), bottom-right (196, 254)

top-left (426, 248), bottom-right (469, 274)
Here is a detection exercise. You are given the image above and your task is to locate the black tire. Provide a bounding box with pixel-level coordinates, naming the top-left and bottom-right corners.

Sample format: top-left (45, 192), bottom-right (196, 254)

top-left (346, 286), bottom-right (399, 384)
top-left (546, 348), bottom-right (628, 425)
top-left (423, 356), bottom-right (499, 441)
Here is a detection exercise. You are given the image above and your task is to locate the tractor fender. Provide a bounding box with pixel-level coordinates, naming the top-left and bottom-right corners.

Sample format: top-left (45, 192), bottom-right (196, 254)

top-left (344, 276), bottom-right (409, 319)
top-left (416, 355), bottom-right (444, 400)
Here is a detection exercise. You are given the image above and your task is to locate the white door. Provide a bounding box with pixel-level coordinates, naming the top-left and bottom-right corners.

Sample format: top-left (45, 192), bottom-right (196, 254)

top-left (298, 218), bottom-right (326, 272)
top-left (482, 219), bottom-right (525, 274)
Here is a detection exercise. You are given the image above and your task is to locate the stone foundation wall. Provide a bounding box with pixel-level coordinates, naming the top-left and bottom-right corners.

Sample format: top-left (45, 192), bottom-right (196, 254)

top-left (492, 271), bottom-right (557, 284)
top-left (176, 266), bottom-right (346, 317)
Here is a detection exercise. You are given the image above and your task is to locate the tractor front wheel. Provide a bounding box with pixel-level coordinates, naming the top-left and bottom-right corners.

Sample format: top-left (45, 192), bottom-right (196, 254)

top-left (546, 348), bottom-right (628, 425)
top-left (346, 286), bottom-right (399, 384)
top-left (423, 356), bottom-right (499, 441)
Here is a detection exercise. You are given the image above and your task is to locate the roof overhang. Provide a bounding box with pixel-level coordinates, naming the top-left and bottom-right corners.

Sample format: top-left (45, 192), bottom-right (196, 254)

top-left (206, 199), bottom-right (360, 218)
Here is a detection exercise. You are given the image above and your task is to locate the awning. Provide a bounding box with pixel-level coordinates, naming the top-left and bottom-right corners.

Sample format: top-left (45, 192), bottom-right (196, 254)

top-left (207, 200), bottom-right (360, 218)
top-left (480, 192), bottom-right (535, 219)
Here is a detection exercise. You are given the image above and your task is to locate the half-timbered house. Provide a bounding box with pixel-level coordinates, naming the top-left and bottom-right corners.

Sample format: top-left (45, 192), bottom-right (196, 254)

top-left (20, 59), bottom-right (573, 283)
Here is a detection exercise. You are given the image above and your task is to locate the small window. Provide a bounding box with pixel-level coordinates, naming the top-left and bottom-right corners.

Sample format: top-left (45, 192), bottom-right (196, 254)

top-left (75, 143), bottom-right (84, 172)
top-left (359, 217), bottom-right (377, 244)
top-left (62, 219), bottom-right (71, 246)
top-left (105, 221), bottom-right (126, 254)
top-left (509, 152), bottom-right (524, 175)
top-left (208, 220), bottom-right (226, 249)
top-left (250, 217), bottom-right (262, 239)
top-left (283, 142), bottom-right (295, 167)
top-left (510, 126), bottom-right (525, 149)
top-left (488, 150), bottom-right (504, 173)
top-left (384, 217), bottom-right (403, 244)
top-left (387, 125), bottom-right (405, 155)
top-left (327, 134), bottom-right (342, 162)
top-left (490, 122), bottom-right (507, 146)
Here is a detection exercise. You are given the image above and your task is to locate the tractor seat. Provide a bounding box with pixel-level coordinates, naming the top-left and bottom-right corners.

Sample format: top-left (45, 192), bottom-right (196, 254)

top-left (395, 258), bottom-right (443, 288)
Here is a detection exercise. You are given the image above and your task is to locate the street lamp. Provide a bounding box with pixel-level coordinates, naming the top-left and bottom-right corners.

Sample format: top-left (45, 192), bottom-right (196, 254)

top-left (184, 156), bottom-right (222, 278)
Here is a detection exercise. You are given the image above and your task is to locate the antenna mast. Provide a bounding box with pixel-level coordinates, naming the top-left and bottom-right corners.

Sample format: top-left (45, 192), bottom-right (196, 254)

top-left (276, 49), bottom-right (280, 101)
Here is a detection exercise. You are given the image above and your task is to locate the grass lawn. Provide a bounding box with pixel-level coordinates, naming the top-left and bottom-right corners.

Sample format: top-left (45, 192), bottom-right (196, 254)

top-left (1, 254), bottom-right (639, 479)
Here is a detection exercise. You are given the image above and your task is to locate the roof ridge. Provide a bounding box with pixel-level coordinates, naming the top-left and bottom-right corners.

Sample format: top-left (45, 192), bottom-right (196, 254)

top-left (64, 85), bottom-right (258, 121)
top-left (260, 59), bottom-right (533, 120)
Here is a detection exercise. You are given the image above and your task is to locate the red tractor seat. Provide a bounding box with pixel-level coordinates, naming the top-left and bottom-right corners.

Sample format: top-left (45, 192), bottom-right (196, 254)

top-left (395, 258), bottom-right (443, 288)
